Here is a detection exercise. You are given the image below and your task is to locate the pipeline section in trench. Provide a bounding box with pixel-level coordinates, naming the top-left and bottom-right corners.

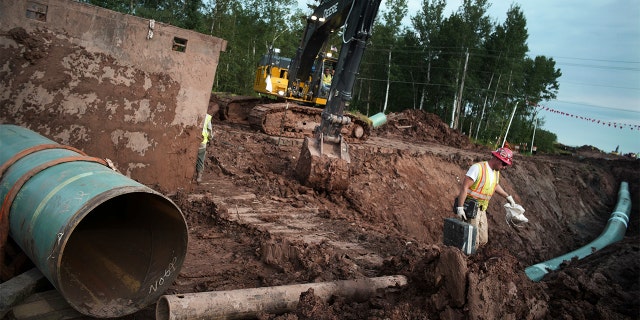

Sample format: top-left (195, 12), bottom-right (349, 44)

top-left (525, 181), bottom-right (631, 282)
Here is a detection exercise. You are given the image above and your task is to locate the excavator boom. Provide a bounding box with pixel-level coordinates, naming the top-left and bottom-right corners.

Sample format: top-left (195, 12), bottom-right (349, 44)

top-left (295, 0), bottom-right (382, 191)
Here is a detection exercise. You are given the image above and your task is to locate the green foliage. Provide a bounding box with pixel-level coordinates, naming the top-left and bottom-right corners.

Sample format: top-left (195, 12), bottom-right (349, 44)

top-left (534, 129), bottom-right (558, 153)
top-left (81, 0), bottom-right (562, 148)
top-left (85, 0), bottom-right (130, 13)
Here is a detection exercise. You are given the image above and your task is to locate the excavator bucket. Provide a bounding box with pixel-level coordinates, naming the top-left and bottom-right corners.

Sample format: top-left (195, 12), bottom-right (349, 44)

top-left (295, 135), bottom-right (350, 191)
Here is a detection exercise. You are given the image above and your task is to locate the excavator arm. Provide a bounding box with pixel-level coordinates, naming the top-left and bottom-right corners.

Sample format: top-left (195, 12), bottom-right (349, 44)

top-left (295, 0), bottom-right (382, 191)
top-left (288, 0), bottom-right (361, 86)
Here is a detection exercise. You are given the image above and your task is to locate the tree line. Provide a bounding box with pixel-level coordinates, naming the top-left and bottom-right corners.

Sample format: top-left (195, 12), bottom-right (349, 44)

top-left (81, 0), bottom-right (561, 153)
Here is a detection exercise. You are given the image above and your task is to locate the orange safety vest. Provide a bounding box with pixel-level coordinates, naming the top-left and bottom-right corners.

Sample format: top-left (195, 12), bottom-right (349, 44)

top-left (466, 161), bottom-right (499, 210)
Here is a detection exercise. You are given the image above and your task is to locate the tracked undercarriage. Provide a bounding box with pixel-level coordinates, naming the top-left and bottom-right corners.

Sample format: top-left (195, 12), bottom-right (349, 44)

top-left (249, 103), bottom-right (371, 143)
top-left (211, 93), bottom-right (372, 143)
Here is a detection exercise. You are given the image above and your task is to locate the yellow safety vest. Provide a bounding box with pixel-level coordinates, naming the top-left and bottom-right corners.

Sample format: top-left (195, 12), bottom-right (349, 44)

top-left (466, 161), bottom-right (499, 210)
top-left (322, 73), bottom-right (332, 86)
top-left (201, 114), bottom-right (212, 145)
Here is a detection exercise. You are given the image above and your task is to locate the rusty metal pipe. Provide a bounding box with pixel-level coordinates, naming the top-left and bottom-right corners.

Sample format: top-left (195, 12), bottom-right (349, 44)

top-left (156, 275), bottom-right (408, 320)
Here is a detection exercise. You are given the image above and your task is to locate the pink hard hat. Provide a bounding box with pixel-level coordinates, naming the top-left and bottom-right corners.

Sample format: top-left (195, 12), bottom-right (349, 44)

top-left (492, 147), bottom-right (513, 165)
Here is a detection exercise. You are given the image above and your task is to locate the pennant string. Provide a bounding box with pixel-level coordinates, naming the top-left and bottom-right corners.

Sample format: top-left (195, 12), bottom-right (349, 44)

top-left (534, 104), bottom-right (640, 131)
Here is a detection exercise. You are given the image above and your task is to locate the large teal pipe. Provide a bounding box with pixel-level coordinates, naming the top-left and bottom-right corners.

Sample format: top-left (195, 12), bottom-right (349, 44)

top-left (525, 181), bottom-right (631, 281)
top-left (0, 125), bottom-right (188, 318)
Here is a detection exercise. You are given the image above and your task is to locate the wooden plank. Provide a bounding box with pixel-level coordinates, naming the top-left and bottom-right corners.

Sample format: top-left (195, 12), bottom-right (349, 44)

top-left (10, 290), bottom-right (84, 320)
top-left (0, 268), bottom-right (48, 318)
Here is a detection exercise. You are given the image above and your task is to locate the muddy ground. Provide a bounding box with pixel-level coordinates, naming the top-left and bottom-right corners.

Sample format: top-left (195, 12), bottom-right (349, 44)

top-left (2, 27), bottom-right (639, 320)
top-left (140, 109), bottom-right (638, 320)
top-left (4, 110), bottom-right (639, 320)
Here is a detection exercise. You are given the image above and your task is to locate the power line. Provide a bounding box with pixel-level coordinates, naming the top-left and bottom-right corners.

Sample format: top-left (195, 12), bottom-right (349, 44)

top-left (365, 46), bottom-right (640, 68)
top-left (356, 76), bottom-right (639, 115)
top-left (561, 81), bottom-right (640, 91)
top-left (559, 62), bottom-right (640, 72)
top-left (361, 61), bottom-right (640, 93)
top-left (552, 56), bottom-right (640, 64)
top-left (358, 47), bottom-right (640, 94)
top-left (551, 100), bottom-right (640, 114)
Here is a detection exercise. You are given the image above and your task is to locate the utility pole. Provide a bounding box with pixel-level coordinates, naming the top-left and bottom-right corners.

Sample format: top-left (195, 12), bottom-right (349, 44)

top-left (420, 54), bottom-right (431, 111)
top-left (475, 73), bottom-right (494, 140)
top-left (367, 81), bottom-right (371, 115)
top-left (450, 55), bottom-right (460, 128)
top-left (488, 73), bottom-right (502, 114)
top-left (449, 90), bottom-right (457, 128)
top-left (502, 101), bottom-right (518, 148)
top-left (382, 49), bottom-right (391, 113)
top-left (496, 71), bottom-right (514, 147)
top-left (530, 116), bottom-right (538, 154)
top-left (453, 48), bottom-right (469, 130)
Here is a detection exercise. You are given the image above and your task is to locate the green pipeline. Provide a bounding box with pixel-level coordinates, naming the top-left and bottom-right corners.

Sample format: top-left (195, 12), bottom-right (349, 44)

top-left (525, 181), bottom-right (631, 281)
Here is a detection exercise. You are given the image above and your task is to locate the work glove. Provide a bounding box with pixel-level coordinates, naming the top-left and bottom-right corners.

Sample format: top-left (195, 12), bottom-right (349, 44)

top-left (506, 195), bottom-right (516, 207)
top-left (456, 207), bottom-right (467, 221)
top-left (505, 203), bottom-right (528, 224)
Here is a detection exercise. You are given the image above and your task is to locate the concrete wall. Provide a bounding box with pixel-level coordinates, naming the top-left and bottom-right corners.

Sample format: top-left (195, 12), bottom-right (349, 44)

top-left (0, 0), bottom-right (227, 192)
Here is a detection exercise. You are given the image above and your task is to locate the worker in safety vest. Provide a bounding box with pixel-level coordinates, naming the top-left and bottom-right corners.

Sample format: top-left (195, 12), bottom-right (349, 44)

top-left (455, 147), bottom-right (527, 248)
top-left (196, 113), bottom-right (213, 183)
top-left (321, 67), bottom-right (332, 96)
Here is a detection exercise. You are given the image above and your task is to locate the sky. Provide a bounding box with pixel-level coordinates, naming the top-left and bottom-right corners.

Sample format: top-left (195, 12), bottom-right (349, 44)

top-left (440, 0), bottom-right (640, 154)
top-left (297, 0), bottom-right (640, 154)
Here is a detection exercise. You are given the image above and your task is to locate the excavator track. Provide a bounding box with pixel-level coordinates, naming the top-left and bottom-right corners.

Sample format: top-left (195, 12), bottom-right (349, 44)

top-left (210, 92), bottom-right (264, 124)
top-left (248, 102), bottom-right (371, 143)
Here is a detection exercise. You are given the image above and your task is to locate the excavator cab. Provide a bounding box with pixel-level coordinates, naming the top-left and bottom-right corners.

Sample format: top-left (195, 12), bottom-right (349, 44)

top-left (253, 52), bottom-right (291, 99)
top-left (253, 49), bottom-right (336, 107)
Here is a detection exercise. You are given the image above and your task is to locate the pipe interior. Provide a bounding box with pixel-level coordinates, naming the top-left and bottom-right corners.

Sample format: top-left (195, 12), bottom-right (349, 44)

top-left (58, 192), bottom-right (186, 316)
top-left (155, 296), bottom-right (171, 320)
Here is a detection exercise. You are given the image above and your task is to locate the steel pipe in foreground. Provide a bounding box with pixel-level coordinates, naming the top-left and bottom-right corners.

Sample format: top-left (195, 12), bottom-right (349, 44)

top-left (156, 275), bottom-right (408, 320)
top-left (0, 125), bottom-right (188, 318)
top-left (525, 181), bottom-right (632, 282)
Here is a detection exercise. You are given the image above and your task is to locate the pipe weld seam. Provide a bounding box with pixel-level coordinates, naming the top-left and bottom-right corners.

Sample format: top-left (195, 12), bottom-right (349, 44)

top-left (0, 144), bottom-right (87, 178)
top-left (611, 211), bottom-right (629, 219)
top-left (527, 264), bottom-right (547, 272)
top-left (608, 215), bottom-right (628, 228)
top-left (0, 156), bottom-right (108, 223)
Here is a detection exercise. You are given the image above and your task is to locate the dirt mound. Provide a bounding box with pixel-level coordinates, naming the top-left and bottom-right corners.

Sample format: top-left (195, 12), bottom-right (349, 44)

top-left (543, 237), bottom-right (640, 319)
top-left (8, 27), bottom-right (49, 62)
top-left (375, 109), bottom-right (484, 150)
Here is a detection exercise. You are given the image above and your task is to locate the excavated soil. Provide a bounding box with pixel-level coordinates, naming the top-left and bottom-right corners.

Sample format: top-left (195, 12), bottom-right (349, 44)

top-left (4, 102), bottom-right (640, 320)
top-left (2, 28), bottom-right (639, 320)
top-left (142, 109), bottom-right (638, 320)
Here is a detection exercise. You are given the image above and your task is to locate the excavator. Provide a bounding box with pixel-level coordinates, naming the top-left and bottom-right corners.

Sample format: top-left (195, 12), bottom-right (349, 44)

top-left (213, 0), bottom-right (382, 191)
top-left (292, 0), bottom-right (381, 191)
top-left (245, 50), bottom-right (375, 143)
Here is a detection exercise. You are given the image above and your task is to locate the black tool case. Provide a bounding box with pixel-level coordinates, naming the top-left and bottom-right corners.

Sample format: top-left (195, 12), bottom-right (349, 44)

top-left (443, 218), bottom-right (477, 255)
